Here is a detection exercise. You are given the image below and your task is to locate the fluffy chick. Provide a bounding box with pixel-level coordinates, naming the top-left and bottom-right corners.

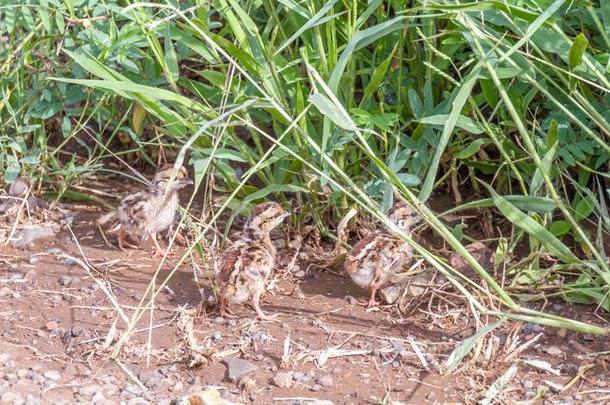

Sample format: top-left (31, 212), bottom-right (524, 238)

top-left (344, 200), bottom-right (421, 307)
top-left (217, 202), bottom-right (289, 320)
top-left (117, 164), bottom-right (192, 256)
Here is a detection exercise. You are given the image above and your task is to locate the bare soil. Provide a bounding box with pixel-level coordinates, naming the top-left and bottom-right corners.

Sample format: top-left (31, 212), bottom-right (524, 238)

top-left (0, 203), bottom-right (609, 404)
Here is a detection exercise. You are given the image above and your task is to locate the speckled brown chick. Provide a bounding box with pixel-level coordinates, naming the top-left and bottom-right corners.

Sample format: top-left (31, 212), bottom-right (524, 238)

top-left (116, 164), bottom-right (192, 256)
top-left (217, 202), bottom-right (289, 320)
top-left (344, 200), bottom-right (421, 307)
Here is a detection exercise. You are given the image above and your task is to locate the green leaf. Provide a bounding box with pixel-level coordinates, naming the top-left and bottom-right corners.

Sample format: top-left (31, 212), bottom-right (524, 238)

top-left (454, 139), bottom-right (490, 159)
top-left (198, 148), bottom-right (248, 162)
top-left (568, 33), bottom-right (589, 71)
top-left (549, 220), bottom-right (571, 237)
top-left (417, 115), bottom-right (484, 135)
top-left (481, 363), bottom-right (519, 405)
top-left (164, 24), bottom-right (179, 84)
top-left (441, 196), bottom-right (558, 215)
top-left (574, 196), bottom-right (595, 222)
top-left (242, 184), bottom-right (309, 205)
top-left (396, 173), bottom-right (420, 187)
top-left (446, 319), bottom-right (505, 374)
top-left (480, 181), bottom-right (579, 263)
top-left (329, 17), bottom-right (406, 93)
top-left (420, 68), bottom-right (480, 202)
top-left (274, 0), bottom-right (341, 55)
top-left (48, 78), bottom-right (203, 110)
top-left (39, 0), bottom-right (51, 32)
top-left (530, 142), bottom-right (557, 196)
top-left (361, 46), bottom-right (396, 106)
top-left (309, 93), bottom-right (357, 131)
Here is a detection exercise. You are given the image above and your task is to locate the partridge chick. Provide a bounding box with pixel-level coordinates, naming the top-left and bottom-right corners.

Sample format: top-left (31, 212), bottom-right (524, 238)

top-left (217, 202), bottom-right (289, 320)
top-left (344, 200), bottom-right (421, 307)
top-left (117, 164), bottom-right (192, 256)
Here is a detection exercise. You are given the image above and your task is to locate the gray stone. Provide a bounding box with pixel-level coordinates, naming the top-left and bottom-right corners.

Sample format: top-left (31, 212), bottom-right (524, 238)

top-left (173, 381), bottom-right (183, 392)
top-left (1, 392), bottom-right (21, 403)
top-left (344, 295), bottom-right (359, 305)
top-left (211, 331), bottom-right (222, 341)
top-left (392, 341), bottom-right (406, 356)
top-left (121, 383), bottom-right (141, 398)
top-left (310, 384), bottom-right (321, 392)
top-left (317, 375), bottom-right (333, 387)
top-left (24, 394), bottom-right (40, 405)
top-left (254, 332), bottom-right (269, 343)
top-left (103, 383), bottom-right (119, 396)
top-left (0, 352), bottom-right (10, 365)
top-left (380, 285), bottom-right (402, 304)
top-left (212, 317), bottom-right (226, 325)
top-left (273, 372), bottom-right (293, 388)
top-left (58, 276), bottom-right (79, 287)
top-left (11, 226), bottom-right (56, 248)
top-left (139, 371), bottom-right (163, 389)
top-left (43, 370), bottom-right (61, 381)
top-left (293, 371), bottom-right (311, 384)
top-left (79, 384), bottom-right (103, 397)
top-left (61, 257), bottom-right (78, 266)
top-left (127, 398), bottom-right (150, 405)
top-left (543, 346), bottom-right (563, 356)
top-left (222, 357), bottom-right (258, 383)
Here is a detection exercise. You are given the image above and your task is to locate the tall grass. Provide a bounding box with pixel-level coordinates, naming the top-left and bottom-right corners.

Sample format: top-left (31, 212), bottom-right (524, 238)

top-left (1, 0), bottom-right (609, 336)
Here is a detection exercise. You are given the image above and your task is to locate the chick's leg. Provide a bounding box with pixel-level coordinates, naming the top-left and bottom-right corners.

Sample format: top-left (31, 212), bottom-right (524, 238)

top-left (150, 232), bottom-right (168, 257)
top-left (118, 228), bottom-right (138, 250)
top-left (218, 295), bottom-right (237, 318)
top-left (252, 291), bottom-right (278, 321)
top-left (365, 285), bottom-right (380, 308)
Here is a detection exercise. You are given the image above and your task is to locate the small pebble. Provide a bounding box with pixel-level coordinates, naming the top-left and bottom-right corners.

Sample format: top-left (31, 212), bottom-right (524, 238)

top-left (344, 295), bottom-right (359, 305)
top-left (79, 384), bottom-right (103, 397)
top-left (61, 257), bottom-right (78, 266)
top-left (317, 375), bottom-right (333, 387)
top-left (45, 321), bottom-right (59, 331)
top-left (212, 317), bottom-right (226, 325)
top-left (273, 372), bottom-right (293, 388)
top-left (43, 370), bottom-right (61, 381)
top-left (1, 392), bottom-right (20, 403)
top-left (71, 325), bottom-right (84, 337)
top-left (211, 331), bottom-right (222, 341)
top-left (293, 371), bottom-right (311, 384)
top-left (543, 346), bottom-right (563, 356)
top-left (310, 384), bottom-right (321, 392)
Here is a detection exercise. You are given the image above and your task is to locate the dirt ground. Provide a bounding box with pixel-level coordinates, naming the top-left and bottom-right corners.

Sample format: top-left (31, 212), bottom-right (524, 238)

top-left (0, 203), bottom-right (609, 405)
